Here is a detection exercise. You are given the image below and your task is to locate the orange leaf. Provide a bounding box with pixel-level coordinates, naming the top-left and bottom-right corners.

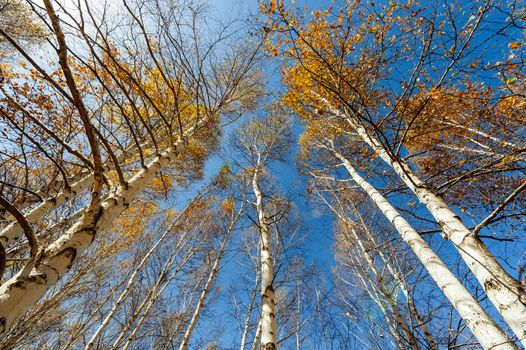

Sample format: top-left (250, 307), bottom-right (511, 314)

top-left (269, 0), bottom-right (277, 14)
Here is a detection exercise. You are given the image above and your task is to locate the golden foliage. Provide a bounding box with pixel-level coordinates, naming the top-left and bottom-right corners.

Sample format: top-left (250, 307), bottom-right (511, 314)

top-left (113, 199), bottom-right (159, 248)
top-left (213, 164), bottom-right (232, 190)
top-left (220, 198), bottom-right (235, 215)
top-left (0, 0), bottom-right (47, 52)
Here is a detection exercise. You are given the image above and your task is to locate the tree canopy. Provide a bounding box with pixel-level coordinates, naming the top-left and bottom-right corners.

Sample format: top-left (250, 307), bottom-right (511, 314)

top-left (0, 0), bottom-right (524, 349)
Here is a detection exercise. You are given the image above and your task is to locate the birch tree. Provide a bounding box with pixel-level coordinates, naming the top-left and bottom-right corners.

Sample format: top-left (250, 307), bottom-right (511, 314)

top-left (0, 0), bottom-right (261, 333)
top-left (263, 0), bottom-right (526, 344)
top-left (311, 176), bottom-right (446, 348)
top-left (226, 197), bottom-right (318, 350)
top-left (320, 136), bottom-right (516, 349)
top-left (178, 174), bottom-right (246, 349)
top-left (230, 114), bottom-right (292, 350)
top-left (334, 209), bottom-right (434, 347)
top-left (0, 168), bottom-right (228, 349)
top-left (229, 231), bottom-right (261, 350)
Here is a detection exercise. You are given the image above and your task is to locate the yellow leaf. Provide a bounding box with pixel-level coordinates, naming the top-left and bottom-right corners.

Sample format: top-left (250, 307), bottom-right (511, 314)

top-left (269, 0), bottom-right (277, 14)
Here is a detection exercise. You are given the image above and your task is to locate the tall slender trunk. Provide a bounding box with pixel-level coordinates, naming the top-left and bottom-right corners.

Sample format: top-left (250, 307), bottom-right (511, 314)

top-left (0, 142), bottom-right (144, 248)
top-left (363, 224), bottom-right (438, 350)
top-left (0, 119), bottom-right (206, 335)
top-left (61, 287), bottom-right (117, 350)
top-left (352, 210), bottom-right (439, 350)
top-left (252, 165), bottom-right (277, 350)
top-left (240, 270), bottom-right (260, 350)
top-left (111, 236), bottom-right (202, 350)
top-left (110, 280), bottom-right (164, 350)
top-left (352, 264), bottom-right (405, 349)
top-left (159, 270), bottom-right (208, 350)
top-left (324, 190), bottom-right (435, 349)
top-left (295, 285), bottom-right (301, 350)
top-left (5, 209), bottom-right (89, 263)
top-left (330, 146), bottom-right (518, 350)
top-left (0, 172), bottom-right (95, 248)
top-left (352, 229), bottom-right (420, 350)
top-left (342, 112), bottom-right (526, 345)
top-left (251, 319), bottom-right (262, 350)
top-left (84, 200), bottom-right (196, 350)
top-left (118, 284), bottom-right (165, 350)
top-left (179, 204), bottom-right (243, 350)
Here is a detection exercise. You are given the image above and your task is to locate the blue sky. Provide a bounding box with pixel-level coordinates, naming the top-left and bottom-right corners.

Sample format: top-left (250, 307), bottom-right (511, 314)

top-left (156, 2), bottom-right (342, 347)
top-left (170, 0), bottom-right (341, 271)
top-left (205, 0), bottom-right (339, 258)
top-left (159, 0), bottom-right (526, 347)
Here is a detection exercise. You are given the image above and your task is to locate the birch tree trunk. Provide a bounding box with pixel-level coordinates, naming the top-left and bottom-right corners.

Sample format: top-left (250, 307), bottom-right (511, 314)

top-left (436, 118), bottom-right (525, 157)
top-left (334, 108), bottom-right (526, 345)
top-left (252, 165), bottom-right (277, 350)
top-left (0, 173), bottom-right (94, 248)
top-left (179, 203), bottom-right (243, 350)
top-left (0, 142), bottom-right (143, 248)
top-left (349, 209), bottom-right (439, 350)
top-left (0, 121), bottom-right (204, 335)
top-left (295, 286), bottom-right (301, 350)
top-left (84, 198), bottom-right (198, 350)
top-left (363, 223), bottom-right (438, 350)
top-left (240, 270), bottom-right (260, 350)
top-left (110, 234), bottom-right (202, 350)
top-left (329, 146), bottom-right (518, 350)
top-left (352, 229), bottom-right (421, 350)
top-left (119, 260), bottom-right (207, 350)
top-left (251, 319), bottom-right (262, 350)
top-left (352, 265), bottom-right (405, 349)
top-left (320, 183), bottom-right (436, 349)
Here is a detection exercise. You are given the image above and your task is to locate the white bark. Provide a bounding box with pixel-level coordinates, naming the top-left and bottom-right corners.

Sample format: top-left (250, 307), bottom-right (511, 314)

top-left (330, 147), bottom-right (518, 350)
top-left (110, 267), bottom-right (171, 349)
top-left (111, 233), bottom-right (201, 350)
top-left (252, 166), bottom-right (277, 350)
top-left (0, 122), bottom-right (203, 335)
top-left (346, 206), bottom-right (438, 349)
top-left (116, 275), bottom-right (167, 350)
top-left (327, 103), bottom-right (526, 345)
top-left (0, 173), bottom-right (95, 248)
top-left (5, 208), bottom-right (84, 256)
top-left (84, 199), bottom-right (196, 349)
top-left (320, 183), bottom-right (433, 348)
top-left (362, 221), bottom-right (439, 350)
top-left (60, 286), bottom-right (119, 350)
top-left (179, 203), bottom-right (243, 350)
top-left (437, 119), bottom-right (525, 154)
top-left (436, 143), bottom-right (506, 159)
top-left (118, 251), bottom-right (206, 350)
top-left (0, 142), bottom-right (145, 249)
top-left (251, 319), bottom-right (262, 350)
top-left (295, 286), bottom-right (301, 350)
top-left (351, 260), bottom-right (405, 349)
top-left (240, 270), bottom-right (260, 350)
top-left (353, 229), bottom-right (420, 350)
